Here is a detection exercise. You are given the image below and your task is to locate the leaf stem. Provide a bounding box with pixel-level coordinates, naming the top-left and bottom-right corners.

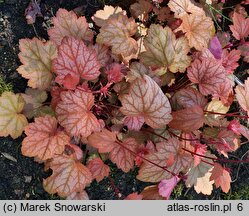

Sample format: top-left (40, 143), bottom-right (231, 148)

top-left (204, 110), bottom-right (249, 119)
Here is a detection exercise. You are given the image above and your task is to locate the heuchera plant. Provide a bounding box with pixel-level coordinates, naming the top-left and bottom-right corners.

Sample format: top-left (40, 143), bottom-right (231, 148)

top-left (0, 0), bottom-right (249, 200)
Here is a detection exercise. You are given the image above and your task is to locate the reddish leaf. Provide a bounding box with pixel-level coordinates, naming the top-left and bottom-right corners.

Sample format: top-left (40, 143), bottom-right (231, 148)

top-left (124, 192), bottom-right (143, 200)
top-left (194, 144), bottom-right (207, 167)
top-left (130, 0), bottom-right (153, 21)
top-left (0, 92), bottom-right (28, 139)
top-left (87, 129), bottom-right (117, 153)
top-left (22, 115), bottom-right (69, 161)
top-left (109, 138), bottom-right (138, 172)
top-left (62, 74), bottom-right (80, 90)
top-left (120, 75), bottom-right (172, 129)
top-left (17, 38), bottom-right (57, 90)
top-left (228, 119), bottom-right (249, 140)
top-left (168, 105), bottom-right (204, 132)
top-left (43, 154), bottom-right (92, 197)
top-left (210, 163), bottom-right (231, 193)
top-left (87, 158), bottom-right (110, 182)
top-left (56, 89), bottom-right (100, 137)
top-left (96, 13), bottom-right (138, 57)
top-left (221, 49), bottom-right (241, 74)
top-left (229, 12), bottom-right (249, 40)
top-left (51, 86), bottom-right (64, 110)
top-left (48, 9), bottom-right (93, 45)
top-left (53, 37), bottom-right (100, 88)
top-left (123, 116), bottom-right (144, 131)
top-left (137, 138), bottom-right (192, 182)
top-left (174, 87), bottom-right (208, 109)
top-left (235, 78), bottom-right (249, 116)
top-left (158, 176), bottom-right (180, 199)
top-left (187, 57), bottom-right (226, 96)
top-left (140, 185), bottom-right (164, 200)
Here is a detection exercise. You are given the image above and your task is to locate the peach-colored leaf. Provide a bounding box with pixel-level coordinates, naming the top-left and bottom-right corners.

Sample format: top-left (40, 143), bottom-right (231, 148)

top-left (187, 57), bottom-right (226, 95)
top-left (169, 105), bottom-right (204, 132)
top-left (137, 138), bottom-right (192, 182)
top-left (87, 158), bottom-right (110, 182)
top-left (124, 192), bottom-right (143, 200)
top-left (235, 78), bottom-right (249, 116)
top-left (194, 169), bottom-right (214, 195)
top-left (110, 138), bottom-right (138, 173)
top-left (0, 92), bottom-right (28, 139)
top-left (139, 24), bottom-right (191, 73)
top-left (168, 0), bottom-right (204, 18)
top-left (56, 89), bottom-right (100, 137)
top-left (230, 12), bottom-right (249, 40)
top-left (120, 75), bottom-right (172, 129)
top-left (177, 14), bottom-right (214, 51)
top-left (22, 115), bottom-right (69, 161)
top-left (96, 13), bottom-right (138, 57)
top-left (92, 5), bottom-right (124, 27)
top-left (17, 38), bottom-right (57, 90)
top-left (87, 129), bottom-right (117, 153)
top-left (43, 154), bottom-right (92, 197)
top-left (48, 9), bottom-right (93, 45)
top-left (210, 163), bottom-right (231, 193)
top-left (53, 37), bottom-right (100, 88)
top-left (66, 190), bottom-right (89, 200)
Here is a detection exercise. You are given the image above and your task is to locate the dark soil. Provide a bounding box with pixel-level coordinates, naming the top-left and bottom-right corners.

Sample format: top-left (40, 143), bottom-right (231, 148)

top-left (0, 0), bottom-right (248, 200)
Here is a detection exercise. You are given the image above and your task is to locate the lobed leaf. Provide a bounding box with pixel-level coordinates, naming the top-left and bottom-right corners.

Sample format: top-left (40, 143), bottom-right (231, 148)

top-left (137, 138), bottom-right (192, 182)
top-left (53, 37), bottom-right (100, 89)
top-left (0, 92), bottom-right (28, 139)
top-left (56, 89), bottom-right (100, 137)
top-left (96, 13), bottom-right (138, 57)
top-left (168, 105), bottom-right (204, 132)
top-left (87, 129), bottom-right (117, 153)
top-left (210, 163), bottom-right (231, 193)
top-left (139, 24), bottom-right (191, 73)
top-left (92, 5), bottom-right (124, 27)
top-left (87, 158), bottom-right (110, 182)
top-left (235, 78), bottom-right (249, 116)
top-left (43, 154), bottom-right (92, 197)
top-left (22, 115), bottom-right (70, 161)
top-left (17, 38), bottom-right (57, 90)
top-left (109, 138), bottom-right (138, 173)
top-left (229, 12), bottom-right (249, 40)
top-left (187, 57), bottom-right (226, 96)
top-left (177, 14), bottom-right (214, 51)
top-left (120, 75), bottom-right (172, 129)
top-left (48, 9), bottom-right (93, 45)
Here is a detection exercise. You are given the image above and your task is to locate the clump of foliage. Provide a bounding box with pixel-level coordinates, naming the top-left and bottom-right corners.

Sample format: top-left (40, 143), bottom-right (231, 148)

top-left (0, 0), bottom-right (249, 200)
top-left (0, 75), bottom-right (12, 95)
